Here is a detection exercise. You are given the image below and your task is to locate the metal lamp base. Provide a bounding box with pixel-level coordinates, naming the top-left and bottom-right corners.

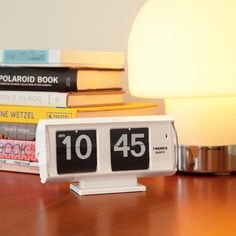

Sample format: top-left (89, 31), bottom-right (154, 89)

top-left (178, 145), bottom-right (236, 173)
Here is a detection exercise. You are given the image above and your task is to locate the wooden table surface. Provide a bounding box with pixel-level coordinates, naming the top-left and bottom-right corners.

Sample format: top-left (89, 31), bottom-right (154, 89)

top-left (0, 171), bottom-right (236, 236)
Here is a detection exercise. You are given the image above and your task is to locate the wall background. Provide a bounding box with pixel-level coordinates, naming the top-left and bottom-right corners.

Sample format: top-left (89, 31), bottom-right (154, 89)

top-left (0, 0), bottom-right (163, 113)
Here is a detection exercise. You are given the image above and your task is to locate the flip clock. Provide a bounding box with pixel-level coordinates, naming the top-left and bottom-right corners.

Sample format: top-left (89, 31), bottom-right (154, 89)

top-left (36, 116), bottom-right (177, 195)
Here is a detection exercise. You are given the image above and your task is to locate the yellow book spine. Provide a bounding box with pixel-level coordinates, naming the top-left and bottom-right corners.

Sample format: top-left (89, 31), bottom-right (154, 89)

top-left (0, 105), bottom-right (78, 124)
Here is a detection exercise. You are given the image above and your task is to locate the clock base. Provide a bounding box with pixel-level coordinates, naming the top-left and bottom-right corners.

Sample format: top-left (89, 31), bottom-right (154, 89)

top-left (70, 176), bottom-right (146, 195)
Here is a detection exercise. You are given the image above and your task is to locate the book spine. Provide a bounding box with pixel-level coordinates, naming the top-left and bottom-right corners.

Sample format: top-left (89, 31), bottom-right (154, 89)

top-left (0, 122), bottom-right (37, 140)
top-left (0, 139), bottom-right (37, 162)
top-left (0, 161), bottom-right (39, 174)
top-left (0, 49), bottom-right (61, 64)
top-left (0, 91), bottom-right (68, 107)
top-left (0, 49), bottom-right (125, 69)
top-left (0, 105), bottom-right (78, 124)
top-left (0, 158), bottom-right (38, 166)
top-left (0, 67), bottom-right (77, 92)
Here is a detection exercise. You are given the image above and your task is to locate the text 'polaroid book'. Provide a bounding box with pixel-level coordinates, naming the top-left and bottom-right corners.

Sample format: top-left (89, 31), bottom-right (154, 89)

top-left (0, 66), bottom-right (124, 92)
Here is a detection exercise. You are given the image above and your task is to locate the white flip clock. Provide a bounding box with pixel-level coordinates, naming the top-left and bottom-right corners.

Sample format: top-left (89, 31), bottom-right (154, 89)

top-left (36, 116), bottom-right (177, 195)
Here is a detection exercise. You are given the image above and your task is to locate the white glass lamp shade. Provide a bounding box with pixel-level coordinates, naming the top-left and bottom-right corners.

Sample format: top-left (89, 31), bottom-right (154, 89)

top-left (128, 0), bottom-right (236, 146)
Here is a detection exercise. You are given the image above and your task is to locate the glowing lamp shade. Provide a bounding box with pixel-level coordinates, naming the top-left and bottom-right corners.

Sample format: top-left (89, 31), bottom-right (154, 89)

top-left (128, 0), bottom-right (236, 147)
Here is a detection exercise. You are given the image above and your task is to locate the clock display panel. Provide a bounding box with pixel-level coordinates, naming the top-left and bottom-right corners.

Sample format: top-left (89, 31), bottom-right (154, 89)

top-left (56, 130), bottom-right (97, 174)
top-left (110, 128), bottom-right (149, 171)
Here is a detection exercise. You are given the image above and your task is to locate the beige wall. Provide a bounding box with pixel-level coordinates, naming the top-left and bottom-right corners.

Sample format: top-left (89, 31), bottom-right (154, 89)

top-left (0, 0), bottom-right (163, 113)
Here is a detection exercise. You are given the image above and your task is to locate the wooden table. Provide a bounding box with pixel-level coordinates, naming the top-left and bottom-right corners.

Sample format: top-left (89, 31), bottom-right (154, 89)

top-left (0, 171), bottom-right (236, 236)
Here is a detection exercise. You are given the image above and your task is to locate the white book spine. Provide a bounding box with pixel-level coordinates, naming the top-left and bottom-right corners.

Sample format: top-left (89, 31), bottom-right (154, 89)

top-left (0, 158), bottom-right (38, 167)
top-left (0, 91), bottom-right (68, 107)
top-left (48, 49), bottom-right (61, 64)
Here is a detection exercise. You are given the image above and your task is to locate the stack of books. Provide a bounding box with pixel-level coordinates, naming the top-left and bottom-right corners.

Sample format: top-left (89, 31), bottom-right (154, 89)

top-left (0, 49), bottom-right (158, 174)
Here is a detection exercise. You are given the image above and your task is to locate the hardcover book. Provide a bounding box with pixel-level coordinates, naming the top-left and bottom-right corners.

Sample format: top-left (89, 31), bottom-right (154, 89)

top-left (0, 122), bottom-right (36, 140)
top-left (0, 103), bottom-right (158, 124)
top-left (0, 139), bottom-right (36, 162)
top-left (0, 139), bottom-right (38, 174)
top-left (0, 49), bottom-right (125, 69)
top-left (0, 162), bottom-right (38, 174)
top-left (0, 67), bottom-right (123, 92)
top-left (0, 90), bottom-right (125, 108)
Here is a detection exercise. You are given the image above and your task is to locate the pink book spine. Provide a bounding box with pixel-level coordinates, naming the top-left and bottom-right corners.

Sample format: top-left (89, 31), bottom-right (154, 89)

top-left (0, 139), bottom-right (37, 162)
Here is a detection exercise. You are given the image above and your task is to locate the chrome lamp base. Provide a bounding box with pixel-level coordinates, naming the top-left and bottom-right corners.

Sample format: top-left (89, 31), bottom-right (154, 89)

top-left (178, 145), bottom-right (236, 173)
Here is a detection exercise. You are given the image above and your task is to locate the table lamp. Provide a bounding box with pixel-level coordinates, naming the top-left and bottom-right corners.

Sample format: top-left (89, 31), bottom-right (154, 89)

top-left (128, 0), bottom-right (236, 173)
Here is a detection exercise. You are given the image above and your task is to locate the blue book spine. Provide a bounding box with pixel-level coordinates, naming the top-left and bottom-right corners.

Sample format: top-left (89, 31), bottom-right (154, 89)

top-left (2, 50), bottom-right (49, 64)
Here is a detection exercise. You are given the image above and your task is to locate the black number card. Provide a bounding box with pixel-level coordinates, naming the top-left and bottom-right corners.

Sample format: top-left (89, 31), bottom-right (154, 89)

top-left (56, 130), bottom-right (97, 174)
top-left (110, 128), bottom-right (149, 171)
